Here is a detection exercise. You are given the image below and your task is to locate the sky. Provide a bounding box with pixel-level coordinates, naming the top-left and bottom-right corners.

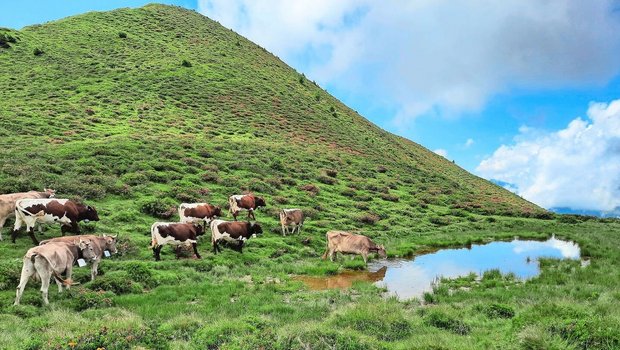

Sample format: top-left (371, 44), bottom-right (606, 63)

top-left (2, 1), bottom-right (620, 213)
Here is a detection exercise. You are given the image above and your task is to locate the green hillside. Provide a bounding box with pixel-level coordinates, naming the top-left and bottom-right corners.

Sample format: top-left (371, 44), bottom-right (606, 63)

top-left (1, 5), bottom-right (618, 350)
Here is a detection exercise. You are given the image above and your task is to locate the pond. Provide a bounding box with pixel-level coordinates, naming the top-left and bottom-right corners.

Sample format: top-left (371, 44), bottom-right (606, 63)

top-left (296, 236), bottom-right (581, 300)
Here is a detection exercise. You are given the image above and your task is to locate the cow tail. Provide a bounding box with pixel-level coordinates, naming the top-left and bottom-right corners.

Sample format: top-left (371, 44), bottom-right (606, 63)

top-left (51, 270), bottom-right (73, 286)
top-left (30, 253), bottom-right (37, 264)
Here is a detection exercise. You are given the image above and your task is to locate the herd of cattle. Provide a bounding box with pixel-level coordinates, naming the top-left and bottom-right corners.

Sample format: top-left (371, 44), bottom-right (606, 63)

top-left (0, 189), bottom-right (387, 306)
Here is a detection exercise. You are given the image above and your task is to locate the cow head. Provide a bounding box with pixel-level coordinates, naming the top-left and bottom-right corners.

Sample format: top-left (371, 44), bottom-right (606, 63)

top-left (255, 197), bottom-right (266, 208)
top-left (213, 206), bottom-right (222, 217)
top-left (77, 239), bottom-right (97, 261)
top-left (376, 245), bottom-right (387, 258)
top-left (102, 234), bottom-right (118, 254)
top-left (78, 204), bottom-right (100, 222)
top-left (250, 222), bottom-right (263, 237)
top-left (195, 224), bottom-right (206, 236)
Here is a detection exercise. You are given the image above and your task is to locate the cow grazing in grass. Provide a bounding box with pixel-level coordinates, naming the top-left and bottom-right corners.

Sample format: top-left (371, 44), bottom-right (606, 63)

top-left (179, 203), bottom-right (222, 224)
top-left (0, 189), bottom-right (55, 241)
top-left (39, 234), bottom-right (118, 281)
top-left (12, 198), bottom-right (99, 245)
top-left (151, 222), bottom-right (204, 261)
top-left (210, 219), bottom-right (262, 254)
top-left (322, 231), bottom-right (386, 264)
top-left (14, 238), bottom-right (97, 305)
top-left (279, 208), bottom-right (304, 236)
top-left (228, 194), bottom-right (266, 221)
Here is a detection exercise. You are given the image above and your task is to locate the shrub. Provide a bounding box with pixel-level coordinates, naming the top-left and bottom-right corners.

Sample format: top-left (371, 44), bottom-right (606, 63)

top-left (300, 184), bottom-right (320, 196)
top-left (317, 175), bottom-right (337, 185)
top-left (380, 193), bottom-right (399, 202)
top-left (429, 216), bottom-right (451, 226)
top-left (478, 303), bottom-right (515, 319)
top-left (0, 259), bottom-right (21, 290)
top-left (377, 165), bottom-right (387, 173)
top-left (70, 288), bottom-right (114, 311)
top-left (140, 197), bottom-right (177, 218)
top-left (424, 310), bottom-right (470, 335)
top-left (33, 47), bottom-right (44, 56)
top-left (118, 32), bottom-right (127, 38)
top-left (86, 271), bottom-right (142, 295)
top-left (333, 303), bottom-right (412, 341)
top-left (325, 169), bottom-right (338, 177)
top-left (181, 59), bottom-right (192, 67)
top-left (357, 213), bottom-right (380, 225)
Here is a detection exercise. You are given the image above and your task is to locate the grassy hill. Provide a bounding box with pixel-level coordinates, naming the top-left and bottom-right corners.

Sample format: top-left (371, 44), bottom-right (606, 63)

top-left (0, 4), bottom-right (618, 350)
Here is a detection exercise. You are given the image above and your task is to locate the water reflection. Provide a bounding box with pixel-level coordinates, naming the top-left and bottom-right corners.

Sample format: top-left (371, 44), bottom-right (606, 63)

top-left (296, 237), bottom-right (581, 300)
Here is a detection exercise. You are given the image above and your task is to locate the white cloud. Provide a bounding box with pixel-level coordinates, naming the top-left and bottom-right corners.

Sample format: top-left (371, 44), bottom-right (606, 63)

top-left (477, 99), bottom-right (620, 211)
top-left (464, 138), bottom-right (475, 148)
top-left (434, 149), bottom-right (448, 158)
top-left (198, 1), bottom-right (620, 121)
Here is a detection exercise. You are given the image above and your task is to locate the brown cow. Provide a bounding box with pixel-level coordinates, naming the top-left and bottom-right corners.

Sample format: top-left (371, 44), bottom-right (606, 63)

top-left (39, 234), bottom-right (118, 281)
top-left (14, 239), bottom-right (97, 305)
top-left (228, 194), bottom-right (266, 221)
top-left (210, 219), bottom-right (263, 254)
top-left (322, 231), bottom-right (386, 264)
top-left (0, 189), bottom-right (55, 241)
top-left (179, 202), bottom-right (222, 224)
top-left (151, 222), bottom-right (205, 261)
top-left (279, 208), bottom-right (304, 236)
top-left (12, 198), bottom-right (99, 244)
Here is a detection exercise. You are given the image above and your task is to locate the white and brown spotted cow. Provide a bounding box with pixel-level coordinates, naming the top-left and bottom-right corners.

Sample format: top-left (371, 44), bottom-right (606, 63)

top-left (151, 222), bottom-right (204, 261)
top-left (228, 194), bottom-right (266, 221)
top-left (12, 198), bottom-right (99, 245)
top-left (179, 203), bottom-right (222, 224)
top-left (14, 239), bottom-right (97, 305)
top-left (322, 231), bottom-right (386, 264)
top-left (40, 234), bottom-right (118, 281)
top-left (0, 189), bottom-right (55, 241)
top-left (210, 219), bottom-right (263, 254)
top-left (279, 208), bottom-right (304, 236)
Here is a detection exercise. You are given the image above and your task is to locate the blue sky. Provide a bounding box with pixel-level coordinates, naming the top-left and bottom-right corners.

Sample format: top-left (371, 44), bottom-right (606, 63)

top-left (3, 1), bottom-right (620, 212)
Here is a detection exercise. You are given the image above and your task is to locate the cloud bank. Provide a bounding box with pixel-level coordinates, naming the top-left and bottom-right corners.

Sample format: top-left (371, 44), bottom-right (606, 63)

top-left (477, 99), bottom-right (620, 211)
top-left (198, 0), bottom-right (620, 121)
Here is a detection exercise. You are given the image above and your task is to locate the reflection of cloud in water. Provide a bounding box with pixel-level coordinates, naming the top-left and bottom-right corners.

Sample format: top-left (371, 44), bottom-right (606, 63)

top-left (366, 237), bottom-right (580, 300)
top-left (512, 237), bottom-right (580, 259)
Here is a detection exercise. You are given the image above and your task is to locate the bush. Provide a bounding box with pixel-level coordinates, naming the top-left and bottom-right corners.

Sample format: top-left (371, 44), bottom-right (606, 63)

top-left (300, 184), bottom-right (320, 196)
top-left (86, 271), bottom-right (143, 295)
top-left (324, 169), bottom-right (338, 177)
top-left (424, 310), bottom-right (471, 335)
top-left (380, 193), bottom-right (399, 202)
top-left (317, 175), bottom-right (337, 185)
top-left (139, 197), bottom-right (177, 218)
top-left (181, 59), bottom-right (192, 67)
top-left (70, 325), bottom-right (168, 350)
top-left (357, 213), bottom-right (380, 225)
top-left (118, 32), bottom-right (127, 38)
top-left (70, 288), bottom-right (114, 311)
top-left (33, 47), bottom-right (44, 56)
top-left (429, 216), bottom-right (451, 226)
top-left (478, 303), bottom-right (515, 319)
top-left (333, 303), bottom-right (412, 341)
top-left (0, 259), bottom-right (21, 290)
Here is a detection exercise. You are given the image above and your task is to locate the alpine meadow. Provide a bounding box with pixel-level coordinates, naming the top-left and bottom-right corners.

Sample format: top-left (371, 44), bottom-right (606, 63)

top-left (0, 4), bottom-right (619, 350)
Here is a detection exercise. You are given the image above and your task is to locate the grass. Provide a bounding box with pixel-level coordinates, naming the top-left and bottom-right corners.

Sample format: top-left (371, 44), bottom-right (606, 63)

top-left (0, 4), bottom-right (618, 349)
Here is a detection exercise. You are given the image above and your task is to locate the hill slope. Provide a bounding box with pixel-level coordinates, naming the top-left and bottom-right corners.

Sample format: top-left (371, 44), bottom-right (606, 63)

top-left (0, 4), bottom-right (544, 226)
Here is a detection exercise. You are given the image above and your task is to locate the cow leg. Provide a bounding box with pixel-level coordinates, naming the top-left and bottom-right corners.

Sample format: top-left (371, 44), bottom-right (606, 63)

top-left (192, 242), bottom-right (201, 259)
top-left (14, 259), bottom-right (35, 305)
top-left (232, 211), bottom-right (238, 221)
top-left (33, 259), bottom-right (52, 305)
top-left (27, 228), bottom-right (39, 245)
top-left (11, 216), bottom-right (23, 243)
top-left (281, 223), bottom-right (286, 236)
top-left (238, 242), bottom-right (244, 254)
top-left (0, 216), bottom-right (6, 241)
top-left (153, 245), bottom-right (162, 261)
top-left (90, 259), bottom-right (100, 281)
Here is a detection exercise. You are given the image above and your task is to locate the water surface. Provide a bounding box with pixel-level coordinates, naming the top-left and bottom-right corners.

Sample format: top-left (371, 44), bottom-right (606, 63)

top-left (297, 237), bottom-right (580, 300)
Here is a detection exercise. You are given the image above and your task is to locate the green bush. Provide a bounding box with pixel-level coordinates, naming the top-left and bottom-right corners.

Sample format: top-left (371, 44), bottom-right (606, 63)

top-left (118, 32), bottom-right (127, 38)
top-left (478, 303), bottom-right (516, 319)
top-left (181, 59), bottom-right (192, 67)
top-left (424, 310), bottom-right (471, 335)
top-left (0, 259), bottom-right (21, 290)
top-left (70, 288), bottom-right (115, 311)
top-left (86, 270), bottom-right (143, 294)
top-left (33, 47), bottom-right (44, 56)
top-left (140, 197), bottom-right (177, 218)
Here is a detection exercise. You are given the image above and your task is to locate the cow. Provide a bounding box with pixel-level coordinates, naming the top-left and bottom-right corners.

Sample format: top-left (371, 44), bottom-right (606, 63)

top-left (11, 198), bottom-right (99, 245)
top-left (39, 234), bottom-right (118, 281)
top-left (279, 208), bottom-right (304, 236)
top-left (179, 202), bottom-right (222, 225)
top-left (151, 222), bottom-right (204, 261)
top-left (210, 219), bottom-right (262, 254)
top-left (322, 231), bottom-right (386, 264)
top-left (0, 189), bottom-right (55, 241)
top-left (14, 238), bottom-right (97, 305)
top-left (228, 194), bottom-right (266, 221)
